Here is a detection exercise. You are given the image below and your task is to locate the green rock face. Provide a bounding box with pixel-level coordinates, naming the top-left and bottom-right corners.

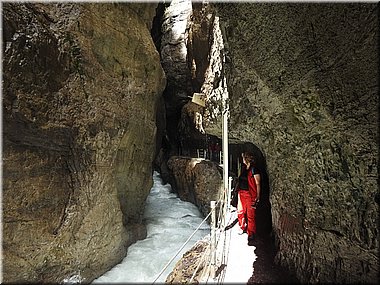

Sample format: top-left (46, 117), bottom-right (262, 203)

top-left (215, 3), bottom-right (378, 283)
top-left (2, 3), bottom-right (165, 283)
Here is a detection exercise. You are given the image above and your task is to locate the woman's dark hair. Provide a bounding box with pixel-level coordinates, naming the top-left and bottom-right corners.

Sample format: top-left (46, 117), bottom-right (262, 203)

top-left (243, 152), bottom-right (254, 163)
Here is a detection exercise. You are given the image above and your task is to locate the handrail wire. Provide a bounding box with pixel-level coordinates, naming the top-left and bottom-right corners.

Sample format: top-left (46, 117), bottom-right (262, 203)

top-left (213, 225), bottom-right (230, 283)
top-left (151, 197), bottom-right (223, 284)
top-left (202, 183), bottom-right (234, 284)
top-left (152, 180), bottom-right (233, 284)
top-left (199, 250), bottom-right (213, 282)
top-left (189, 194), bottom-right (227, 284)
top-left (189, 241), bottom-right (211, 283)
top-left (199, 229), bottom-right (228, 284)
top-left (218, 187), bottom-right (232, 281)
top-left (214, 187), bottom-right (229, 257)
top-left (195, 196), bottom-right (224, 283)
top-left (215, 209), bottom-right (235, 284)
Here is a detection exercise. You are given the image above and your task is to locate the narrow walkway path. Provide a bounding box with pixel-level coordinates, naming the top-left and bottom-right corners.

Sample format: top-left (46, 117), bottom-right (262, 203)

top-left (204, 208), bottom-right (299, 284)
top-left (222, 210), bottom-right (257, 283)
top-left (202, 209), bottom-right (256, 284)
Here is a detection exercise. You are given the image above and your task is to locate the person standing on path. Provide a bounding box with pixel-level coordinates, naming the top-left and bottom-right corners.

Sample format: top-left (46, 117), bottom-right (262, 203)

top-left (237, 151), bottom-right (261, 246)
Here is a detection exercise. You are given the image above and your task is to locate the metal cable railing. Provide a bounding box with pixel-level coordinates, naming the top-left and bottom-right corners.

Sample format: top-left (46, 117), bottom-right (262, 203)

top-left (151, 198), bottom-right (223, 284)
top-left (188, 183), bottom-right (233, 284)
top-left (206, 185), bottom-right (233, 284)
top-left (189, 240), bottom-right (211, 283)
top-left (151, 176), bottom-right (233, 284)
top-left (189, 184), bottom-right (234, 284)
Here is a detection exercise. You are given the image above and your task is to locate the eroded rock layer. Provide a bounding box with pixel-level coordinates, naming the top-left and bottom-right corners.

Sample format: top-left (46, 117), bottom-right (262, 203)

top-left (2, 3), bottom-right (165, 283)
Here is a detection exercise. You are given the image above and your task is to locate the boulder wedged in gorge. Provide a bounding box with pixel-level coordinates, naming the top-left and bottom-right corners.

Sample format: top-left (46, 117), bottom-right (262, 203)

top-left (214, 3), bottom-right (379, 283)
top-left (167, 156), bottom-right (223, 217)
top-left (2, 3), bottom-right (165, 283)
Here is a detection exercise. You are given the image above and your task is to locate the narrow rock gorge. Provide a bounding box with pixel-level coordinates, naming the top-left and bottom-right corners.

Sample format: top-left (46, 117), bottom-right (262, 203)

top-left (2, 1), bottom-right (378, 284)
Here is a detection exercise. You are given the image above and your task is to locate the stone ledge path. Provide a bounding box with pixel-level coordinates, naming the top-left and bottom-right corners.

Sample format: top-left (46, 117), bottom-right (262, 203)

top-left (204, 209), bottom-right (299, 284)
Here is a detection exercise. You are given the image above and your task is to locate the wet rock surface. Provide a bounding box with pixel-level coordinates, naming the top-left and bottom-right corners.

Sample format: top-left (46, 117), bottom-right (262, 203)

top-left (166, 237), bottom-right (210, 284)
top-left (160, 0), bottom-right (193, 117)
top-left (2, 3), bottom-right (165, 283)
top-left (159, 3), bottom-right (378, 283)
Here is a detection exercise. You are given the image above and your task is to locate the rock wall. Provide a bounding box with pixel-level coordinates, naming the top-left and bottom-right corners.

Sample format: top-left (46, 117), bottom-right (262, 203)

top-left (214, 3), bottom-right (379, 283)
top-left (2, 3), bottom-right (165, 283)
top-left (167, 156), bottom-right (223, 217)
top-left (160, 0), bottom-right (192, 119)
top-left (159, 0), bottom-right (220, 154)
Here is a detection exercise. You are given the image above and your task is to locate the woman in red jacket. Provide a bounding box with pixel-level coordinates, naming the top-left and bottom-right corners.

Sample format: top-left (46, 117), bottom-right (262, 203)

top-left (237, 151), bottom-right (261, 245)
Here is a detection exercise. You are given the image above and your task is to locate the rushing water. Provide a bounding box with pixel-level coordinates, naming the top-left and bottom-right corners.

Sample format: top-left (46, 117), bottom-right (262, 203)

top-left (91, 171), bottom-right (210, 283)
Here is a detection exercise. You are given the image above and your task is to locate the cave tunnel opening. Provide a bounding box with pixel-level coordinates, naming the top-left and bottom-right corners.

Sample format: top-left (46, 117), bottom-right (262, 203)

top-left (229, 141), bottom-right (292, 283)
top-left (229, 141), bottom-right (273, 239)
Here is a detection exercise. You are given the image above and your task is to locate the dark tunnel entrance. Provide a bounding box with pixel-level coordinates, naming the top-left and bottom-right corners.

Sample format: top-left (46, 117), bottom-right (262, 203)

top-left (228, 142), bottom-right (297, 283)
top-left (228, 142), bottom-right (273, 238)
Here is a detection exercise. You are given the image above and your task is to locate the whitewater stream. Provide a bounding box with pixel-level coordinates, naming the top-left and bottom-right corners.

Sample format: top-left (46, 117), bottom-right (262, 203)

top-left (91, 171), bottom-right (210, 283)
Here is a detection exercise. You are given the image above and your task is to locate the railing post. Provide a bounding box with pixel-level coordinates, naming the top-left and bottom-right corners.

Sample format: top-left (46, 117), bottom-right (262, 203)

top-left (227, 176), bottom-right (232, 211)
top-left (210, 200), bottom-right (216, 279)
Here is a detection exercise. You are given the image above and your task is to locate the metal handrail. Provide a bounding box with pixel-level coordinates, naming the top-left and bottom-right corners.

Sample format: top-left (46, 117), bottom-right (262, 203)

top-left (151, 198), bottom-right (222, 284)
